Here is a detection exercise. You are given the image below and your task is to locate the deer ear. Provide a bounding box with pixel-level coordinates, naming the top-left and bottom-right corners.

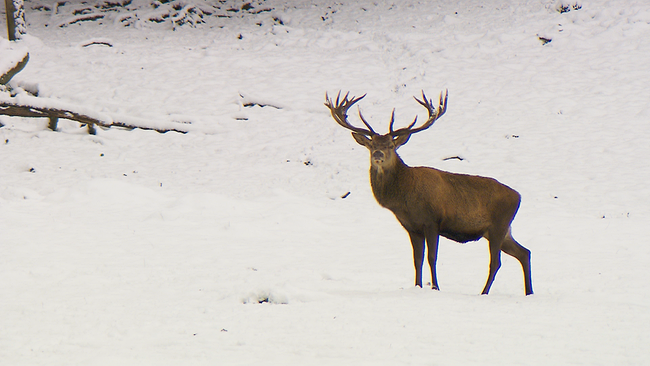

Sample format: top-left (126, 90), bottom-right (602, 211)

top-left (352, 132), bottom-right (372, 147)
top-left (393, 134), bottom-right (411, 149)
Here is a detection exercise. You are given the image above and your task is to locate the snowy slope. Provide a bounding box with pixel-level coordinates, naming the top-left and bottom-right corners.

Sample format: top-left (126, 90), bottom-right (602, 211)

top-left (1, 0), bottom-right (650, 364)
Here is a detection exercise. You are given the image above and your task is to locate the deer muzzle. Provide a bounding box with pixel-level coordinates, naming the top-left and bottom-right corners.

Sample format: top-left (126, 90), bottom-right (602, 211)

top-left (372, 150), bottom-right (385, 163)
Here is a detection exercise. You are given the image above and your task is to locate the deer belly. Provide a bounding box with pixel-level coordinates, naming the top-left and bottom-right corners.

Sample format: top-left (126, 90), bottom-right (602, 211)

top-left (439, 230), bottom-right (484, 243)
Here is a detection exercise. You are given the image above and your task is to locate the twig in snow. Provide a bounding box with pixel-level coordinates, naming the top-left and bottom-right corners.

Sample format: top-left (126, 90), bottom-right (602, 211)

top-left (442, 156), bottom-right (465, 161)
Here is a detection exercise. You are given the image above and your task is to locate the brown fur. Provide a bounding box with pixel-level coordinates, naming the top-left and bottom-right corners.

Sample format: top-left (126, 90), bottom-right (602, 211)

top-left (327, 92), bottom-right (532, 295)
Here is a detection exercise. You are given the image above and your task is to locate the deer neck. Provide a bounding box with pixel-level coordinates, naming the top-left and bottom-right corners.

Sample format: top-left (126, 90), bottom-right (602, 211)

top-left (369, 155), bottom-right (409, 208)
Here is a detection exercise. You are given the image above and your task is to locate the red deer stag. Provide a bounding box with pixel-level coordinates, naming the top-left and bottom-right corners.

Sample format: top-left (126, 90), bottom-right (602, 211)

top-left (325, 91), bottom-right (533, 295)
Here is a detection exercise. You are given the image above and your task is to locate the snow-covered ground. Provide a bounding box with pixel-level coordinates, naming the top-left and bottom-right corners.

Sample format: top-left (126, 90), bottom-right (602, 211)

top-left (2, 0), bottom-right (650, 364)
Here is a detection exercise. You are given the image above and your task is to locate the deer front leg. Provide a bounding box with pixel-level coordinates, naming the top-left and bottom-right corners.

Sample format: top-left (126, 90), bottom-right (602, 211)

top-left (424, 227), bottom-right (441, 290)
top-left (481, 231), bottom-right (505, 295)
top-left (408, 231), bottom-right (425, 287)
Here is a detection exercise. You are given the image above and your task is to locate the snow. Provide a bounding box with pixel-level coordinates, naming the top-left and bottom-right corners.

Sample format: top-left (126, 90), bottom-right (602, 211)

top-left (1, 0), bottom-right (650, 364)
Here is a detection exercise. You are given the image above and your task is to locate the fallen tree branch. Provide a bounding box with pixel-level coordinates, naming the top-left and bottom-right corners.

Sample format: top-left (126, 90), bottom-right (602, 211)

top-left (1, 38), bottom-right (29, 85)
top-left (0, 94), bottom-right (189, 134)
top-left (0, 52), bottom-right (29, 85)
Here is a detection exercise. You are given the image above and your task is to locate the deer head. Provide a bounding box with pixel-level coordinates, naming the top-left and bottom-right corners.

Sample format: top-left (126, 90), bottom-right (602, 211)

top-left (324, 91), bottom-right (448, 172)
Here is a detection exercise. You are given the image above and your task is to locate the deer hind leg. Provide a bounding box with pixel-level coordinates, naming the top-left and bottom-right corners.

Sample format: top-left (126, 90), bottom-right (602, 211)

top-left (501, 229), bottom-right (533, 295)
top-left (407, 231), bottom-right (426, 288)
top-left (424, 226), bottom-right (440, 290)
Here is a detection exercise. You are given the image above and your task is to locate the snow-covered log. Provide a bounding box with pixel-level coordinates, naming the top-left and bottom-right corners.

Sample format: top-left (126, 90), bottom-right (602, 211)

top-left (0, 40), bottom-right (29, 85)
top-left (0, 94), bottom-right (189, 134)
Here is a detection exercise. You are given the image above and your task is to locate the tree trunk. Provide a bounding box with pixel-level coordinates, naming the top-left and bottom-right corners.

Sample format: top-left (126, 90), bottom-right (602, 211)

top-left (5, 0), bottom-right (26, 41)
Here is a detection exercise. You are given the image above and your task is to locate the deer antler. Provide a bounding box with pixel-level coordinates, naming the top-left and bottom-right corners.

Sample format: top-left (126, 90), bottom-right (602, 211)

top-left (325, 91), bottom-right (377, 136)
top-left (390, 90), bottom-right (448, 137)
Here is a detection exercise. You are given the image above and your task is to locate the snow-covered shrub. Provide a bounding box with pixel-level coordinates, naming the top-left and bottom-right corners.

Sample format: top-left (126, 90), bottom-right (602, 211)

top-left (30, 0), bottom-right (274, 29)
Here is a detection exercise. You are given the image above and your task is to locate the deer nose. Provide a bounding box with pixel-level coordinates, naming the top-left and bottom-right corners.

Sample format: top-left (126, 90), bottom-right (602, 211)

top-left (372, 150), bottom-right (385, 160)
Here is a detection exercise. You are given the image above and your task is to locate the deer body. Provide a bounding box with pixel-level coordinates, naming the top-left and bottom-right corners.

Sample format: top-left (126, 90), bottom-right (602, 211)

top-left (372, 163), bottom-right (519, 244)
top-left (326, 91), bottom-right (533, 295)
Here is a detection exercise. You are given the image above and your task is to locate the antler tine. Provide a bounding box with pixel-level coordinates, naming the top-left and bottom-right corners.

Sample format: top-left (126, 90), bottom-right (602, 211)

top-left (357, 109), bottom-right (378, 135)
top-left (405, 115), bottom-right (418, 130)
top-left (324, 91), bottom-right (376, 136)
top-left (388, 109), bottom-right (396, 133)
top-left (390, 89), bottom-right (448, 137)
